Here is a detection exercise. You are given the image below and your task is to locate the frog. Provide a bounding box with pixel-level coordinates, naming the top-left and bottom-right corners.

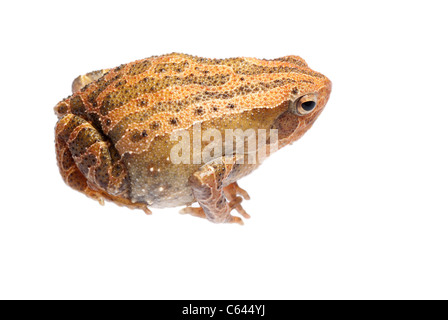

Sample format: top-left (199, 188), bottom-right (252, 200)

top-left (54, 53), bottom-right (332, 224)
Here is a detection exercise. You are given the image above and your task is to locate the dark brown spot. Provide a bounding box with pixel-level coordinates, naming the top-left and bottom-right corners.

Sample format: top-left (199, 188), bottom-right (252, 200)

top-left (150, 122), bottom-right (160, 130)
top-left (111, 164), bottom-right (123, 177)
top-left (195, 107), bottom-right (204, 115)
top-left (115, 64), bottom-right (125, 72)
top-left (130, 129), bottom-right (146, 142)
top-left (116, 80), bottom-right (126, 88)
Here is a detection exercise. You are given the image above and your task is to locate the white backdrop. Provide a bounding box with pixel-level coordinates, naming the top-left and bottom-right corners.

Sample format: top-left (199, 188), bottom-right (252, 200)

top-left (1, 0), bottom-right (447, 299)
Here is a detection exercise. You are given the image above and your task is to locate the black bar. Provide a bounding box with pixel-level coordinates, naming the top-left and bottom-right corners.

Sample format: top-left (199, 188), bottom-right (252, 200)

top-left (145, 301), bottom-right (301, 318)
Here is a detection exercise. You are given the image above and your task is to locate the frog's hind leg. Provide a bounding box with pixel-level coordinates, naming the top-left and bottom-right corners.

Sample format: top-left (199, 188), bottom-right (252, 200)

top-left (72, 69), bottom-right (110, 93)
top-left (55, 113), bottom-right (151, 214)
top-left (180, 156), bottom-right (256, 224)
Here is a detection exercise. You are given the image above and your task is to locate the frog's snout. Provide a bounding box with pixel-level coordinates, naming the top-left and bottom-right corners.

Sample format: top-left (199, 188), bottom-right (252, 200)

top-left (318, 77), bottom-right (332, 108)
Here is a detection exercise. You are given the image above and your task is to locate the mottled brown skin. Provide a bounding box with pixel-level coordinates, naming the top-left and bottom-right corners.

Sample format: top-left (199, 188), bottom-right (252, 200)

top-left (54, 53), bottom-right (331, 224)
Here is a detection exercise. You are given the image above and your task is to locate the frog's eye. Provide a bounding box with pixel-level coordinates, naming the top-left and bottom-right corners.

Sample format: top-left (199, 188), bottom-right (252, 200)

top-left (295, 95), bottom-right (317, 115)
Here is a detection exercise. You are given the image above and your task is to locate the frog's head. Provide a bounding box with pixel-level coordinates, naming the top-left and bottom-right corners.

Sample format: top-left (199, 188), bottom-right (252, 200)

top-left (274, 56), bottom-right (332, 146)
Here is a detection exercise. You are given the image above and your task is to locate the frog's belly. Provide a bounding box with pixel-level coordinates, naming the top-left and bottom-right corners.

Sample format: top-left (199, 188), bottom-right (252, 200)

top-left (145, 184), bottom-right (195, 208)
top-left (125, 154), bottom-right (200, 208)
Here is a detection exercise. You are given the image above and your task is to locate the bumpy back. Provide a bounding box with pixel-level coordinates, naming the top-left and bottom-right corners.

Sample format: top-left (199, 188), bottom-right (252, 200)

top-left (54, 53), bottom-right (329, 156)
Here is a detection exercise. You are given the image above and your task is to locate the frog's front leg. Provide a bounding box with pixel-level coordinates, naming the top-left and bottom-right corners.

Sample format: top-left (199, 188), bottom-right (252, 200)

top-left (181, 157), bottom-right (255, 224)
top-left (55, 113), bottom-right (151, 214)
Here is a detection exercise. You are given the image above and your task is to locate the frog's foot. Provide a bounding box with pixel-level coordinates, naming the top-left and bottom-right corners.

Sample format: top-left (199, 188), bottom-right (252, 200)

top-left (223, 182), bottom-right (251, 219)
top-left (184, 156), bottom-right (258, 225)
top-left (180, 206), bottom-right (207, 219)
top-left (180, 206), bottom-right (243, 225)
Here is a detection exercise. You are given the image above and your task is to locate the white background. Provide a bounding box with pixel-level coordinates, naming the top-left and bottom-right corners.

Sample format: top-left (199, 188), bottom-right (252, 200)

top-left (0, 0), bottom-right (447, 300)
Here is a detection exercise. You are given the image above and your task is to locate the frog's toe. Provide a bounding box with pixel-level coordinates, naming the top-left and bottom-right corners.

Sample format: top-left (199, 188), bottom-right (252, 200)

top-left (180, 206), bottom-right (207, 219)
top-left (224, 182), bottom-right (251, 219)
top-left (224, 182), bottom-right (251, 200)
top-left (123, 201), bottom-right (152, 215)
top-left (180, 206), bottom-right (244, 225)
top-left (140, 205), bottom-right (152, 215)
top-left (236, 185), bottom-right (251, 200)
top-left (228, 215), bottom-right (244, 225)
top-left (228, 196), bottom-right (251, 219)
